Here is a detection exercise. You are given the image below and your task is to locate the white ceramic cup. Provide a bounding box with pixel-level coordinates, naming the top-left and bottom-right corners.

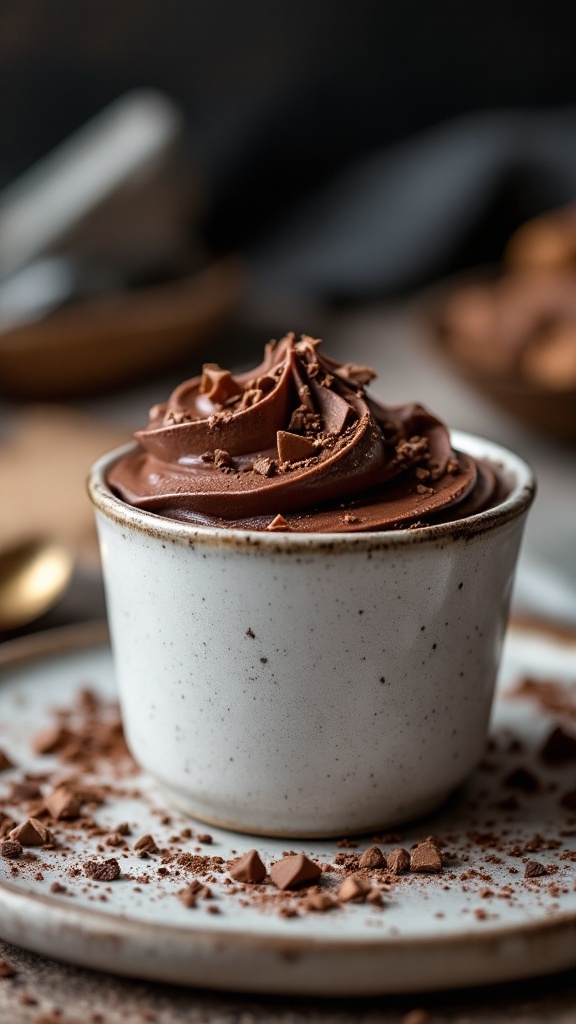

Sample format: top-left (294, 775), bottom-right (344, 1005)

top-left (88, 430), bottom-right (534, 837)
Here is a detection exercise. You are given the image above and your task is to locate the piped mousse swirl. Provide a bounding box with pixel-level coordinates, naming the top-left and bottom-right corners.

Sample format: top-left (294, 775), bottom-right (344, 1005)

top-left (108, 334), bottom-right (500, 532)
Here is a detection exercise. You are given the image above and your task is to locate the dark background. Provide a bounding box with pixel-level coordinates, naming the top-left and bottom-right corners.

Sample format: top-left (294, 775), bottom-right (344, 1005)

top-left (1, 0), bottom-right (575, 256)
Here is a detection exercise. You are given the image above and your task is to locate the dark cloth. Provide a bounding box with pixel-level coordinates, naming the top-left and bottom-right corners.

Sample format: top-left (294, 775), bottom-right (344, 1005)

top-left (250, 108), bottom-right (576, 299)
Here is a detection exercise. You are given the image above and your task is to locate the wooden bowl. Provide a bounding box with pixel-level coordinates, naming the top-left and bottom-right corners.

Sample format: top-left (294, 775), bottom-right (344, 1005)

top-left (425, 268), bottom-right (576, 446)
top-left (0, 257), bottom-right (244, 400)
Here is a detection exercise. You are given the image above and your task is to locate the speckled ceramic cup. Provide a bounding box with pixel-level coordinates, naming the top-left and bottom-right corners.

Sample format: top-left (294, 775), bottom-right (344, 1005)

top-left (88, 430), bottom-right (534, 837)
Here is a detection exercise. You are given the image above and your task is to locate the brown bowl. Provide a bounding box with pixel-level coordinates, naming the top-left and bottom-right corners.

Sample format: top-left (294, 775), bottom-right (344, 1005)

top-left (0, 257), bottom-right (245, 401)
top-left (425, 268), bottom-right (576, 446)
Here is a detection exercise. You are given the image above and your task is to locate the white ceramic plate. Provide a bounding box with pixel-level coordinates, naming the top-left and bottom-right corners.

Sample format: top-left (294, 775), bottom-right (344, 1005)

top-left (0, 621), bottom-right (575, 996)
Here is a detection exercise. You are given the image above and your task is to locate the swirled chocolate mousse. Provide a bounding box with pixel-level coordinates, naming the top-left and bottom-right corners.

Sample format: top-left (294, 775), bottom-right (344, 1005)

top-left (108, 334), bottom-right (501, 532)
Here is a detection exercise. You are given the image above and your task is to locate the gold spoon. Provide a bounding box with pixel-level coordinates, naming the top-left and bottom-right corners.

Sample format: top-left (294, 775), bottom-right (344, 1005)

top-left (0, 539), bottom-right (74, 632)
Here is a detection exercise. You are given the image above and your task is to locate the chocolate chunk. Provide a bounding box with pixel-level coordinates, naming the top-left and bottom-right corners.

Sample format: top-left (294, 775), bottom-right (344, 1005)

top-left (305, 892), bottom-right (337, 912)
top-left (497, 795), bottom-right (520, 811)
top-left (541, 726), bottom-right (576, 764)
top-left (0, 958), bottom-right (17, 978)
top-left (197, 833), bottom-right (212, 845)
top-left (0, 748), bottom-right (13, 772)
top-left (178, 880), bottom-right (206, 907)
top-left (524, 860), bottom-right (546, 878)
top-left (337, 874), bottom-right (372, 903)
top-left (504, 767), bottom-right (540, 792)
top-left (410, 841), bottom-right (443, 873)
top-left (105, 832), bottom-right (124, 848)
top-left (199, 364), bottom-right (243, 405)
top-left (358, 846), bottom-right (386, 869)
top-left (84, 858), bottom-right (121, 881)
top-left (32, 726), bottom-right (73, 756)
top-left (265, 514), bottom-right (291, 532)
top-left (229, 849), bottom-right (266, 883)
top-left (288, 405), bottom-right (322, 434)
top-left (278, 906), bottom-right (298, 918)
top-left (0, 813), bottom-right (16, 838)
top-left (276, 430), bottom-right (315, 464)
top-left (387, 848), bottom-right (411, 874)
top-left (46, 786), bottom-right (83, 820)
top-left (239, 388), bottom-right (264, 410)
top-left (134, 834), bottom-right (160, 856)
top-left (270, 854), bottom-right (321, 890)
top-left (337, 363), bottom-right (377, 387)
top-left (560, 789), bottom-right (576, 811)
top-left (253, 456), bottom-right (277, 477)
top-left (366, 888), bottom-right (384, 907)
top-left (179, 885), bottom-right (200, 908)
top-left (9, 781), bottom-right (41, 802)
top-left (213, 449), bottom-right (234, 470)
top-left (401, 1011), bottom-right (429, 1024)
top-left (0, 839), bottom-right (23, 859)
top-left (9, 818), bottom-right (53, 847)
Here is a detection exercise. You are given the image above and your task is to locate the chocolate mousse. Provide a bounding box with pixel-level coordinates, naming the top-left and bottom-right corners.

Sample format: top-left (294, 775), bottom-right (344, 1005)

top-left (108, 333), bottom-right (502, 532)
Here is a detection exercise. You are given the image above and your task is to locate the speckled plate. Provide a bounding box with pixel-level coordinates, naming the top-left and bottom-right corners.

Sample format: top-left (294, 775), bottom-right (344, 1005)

top-left (1, 621), bottom-right (576, 996)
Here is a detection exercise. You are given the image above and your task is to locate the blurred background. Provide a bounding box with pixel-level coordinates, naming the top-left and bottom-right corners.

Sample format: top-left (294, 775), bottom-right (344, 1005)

top-left (1, 0), bottom-right (576, 636)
